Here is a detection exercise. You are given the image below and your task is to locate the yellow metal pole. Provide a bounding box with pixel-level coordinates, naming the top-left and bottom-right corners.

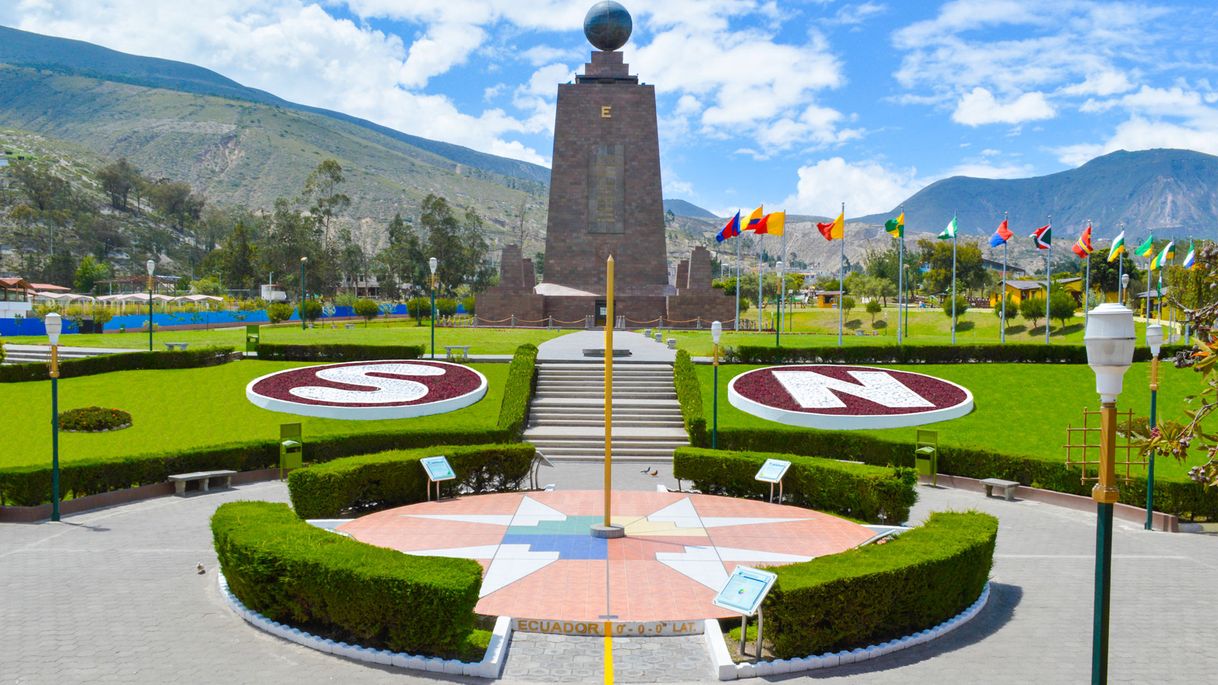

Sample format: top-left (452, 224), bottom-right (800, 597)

top-left (604, 255), bottom-right (614, 527)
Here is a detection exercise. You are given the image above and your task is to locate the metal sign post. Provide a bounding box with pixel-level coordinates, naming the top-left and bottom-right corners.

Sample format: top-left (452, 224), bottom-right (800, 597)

top-left (421, 455), bottom-right (456, 501)
top-left (713, 566), bottom-right (778, 661)
top-left (754, 459), bottom-right (791, 504)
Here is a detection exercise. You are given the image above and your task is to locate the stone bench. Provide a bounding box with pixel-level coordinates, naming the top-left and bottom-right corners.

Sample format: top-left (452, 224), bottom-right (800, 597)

top-left (168, 470), bottom-right (237, 496)
top-left (444, 345), bottom-right (472, 361)
top-left (981, 478), bottom-right (1020, 501)
top-left (163, 342), bottom-right (189, 351)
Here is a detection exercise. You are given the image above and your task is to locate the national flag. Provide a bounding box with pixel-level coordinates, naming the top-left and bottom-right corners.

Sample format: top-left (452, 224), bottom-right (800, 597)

top-left (938, 216), bottom-right (958, 240)
top-left (1183, 241), bottom-right (1197, 270)
top-left (743, 206), bottom-right (764, 232)
top-left (1135, 234), bottom-right (1155, 258)
top-left (1149, 241), bottom-right (1175, 271)
top-left (715, 211), bottom-right (741, 243)
top-left (885, 212), bottom-right (904, 238)
top-left (988, 219), bottom-right (1013, 247)
top-left (1031, 224), bottom-right (1051, 250)
top-left (817, 211), bottom-right (844, 241)
top-left (1071, 224), bottom-right (1094, 259)
top-left (752, 211), bottom-right (785, 236)
top-left (1107, 231), bottom-right (1126, 262)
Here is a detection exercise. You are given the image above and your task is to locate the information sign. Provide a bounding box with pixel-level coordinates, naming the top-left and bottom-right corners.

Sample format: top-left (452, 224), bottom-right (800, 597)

top-left (712, 565), bottom-right (778, 617)
top-left (754, 459), bottom-right (790, 484)
top-left (421, 456), bottom-right (456, 482)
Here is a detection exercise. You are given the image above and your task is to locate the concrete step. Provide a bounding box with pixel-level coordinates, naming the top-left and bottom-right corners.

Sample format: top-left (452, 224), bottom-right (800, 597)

top-left (529, 446), bottom-right (684, 460)
top-left (527, 418), bottom-right (684, 429)
top-left (534, 390), bottom-right (677, 399)
top-left (522, 428), bottom-right (690, 442)
top-left (538, 363), bottom-right (672, 371)
top-left (529, 410), bottom-right (683, 420)
top-left (531, 398), bottom-right (682, 409)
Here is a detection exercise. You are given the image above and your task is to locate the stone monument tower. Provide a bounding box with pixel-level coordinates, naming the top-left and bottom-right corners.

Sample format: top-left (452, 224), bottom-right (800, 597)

top-left (477, 2), bottom-right (734, 326)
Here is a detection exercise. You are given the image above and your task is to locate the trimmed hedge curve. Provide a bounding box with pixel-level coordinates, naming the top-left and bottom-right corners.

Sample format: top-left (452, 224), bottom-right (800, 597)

top-left (212, 501), bottom-right (481, 656)
top-left (765, 511), bottom-right (997, 658)
top-left (0, 346), bottom-right (239, 383)
top-left (673, 350), bottom-right (707, 446)
top-left (730, 343), bottom-right (1188, 366)
top-left (673, 447), bottom-right (916, 524)
top-left (497, 344), bottom-right (538, 437)
top-left (288, 443), bottom-right (535, 519)
top-left (256, 342), bottom-right (425, 362)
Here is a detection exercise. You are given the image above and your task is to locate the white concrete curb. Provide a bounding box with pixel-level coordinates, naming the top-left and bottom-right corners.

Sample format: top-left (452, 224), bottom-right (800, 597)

top-left (706, 582), bottom-right (991, 680)
top-left (218, 573), bottom-right (512, 679)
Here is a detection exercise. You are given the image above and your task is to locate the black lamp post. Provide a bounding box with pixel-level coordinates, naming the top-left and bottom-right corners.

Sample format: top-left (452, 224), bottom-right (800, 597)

top-left (300, 256), bottom-right (308, 331)
top-left (146, 259), bottom-right (155, 351)
top-left (429, 257), bottom-right (438, 359)
top-left (711, 320), bottom-right (722, 448)
top-left (46, 312), bottom-right (63, 521)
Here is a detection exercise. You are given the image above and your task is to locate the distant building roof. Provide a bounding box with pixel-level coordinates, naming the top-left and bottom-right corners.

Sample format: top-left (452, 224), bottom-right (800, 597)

top-left (1005, 280), bottom-right (1044, 290)
top-left (28, 282), bottom-right (69, 292)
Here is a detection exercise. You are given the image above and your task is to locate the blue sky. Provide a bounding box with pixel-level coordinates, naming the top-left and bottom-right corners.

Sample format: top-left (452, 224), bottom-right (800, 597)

top-left (4, 0), bottom-right (1218, 218)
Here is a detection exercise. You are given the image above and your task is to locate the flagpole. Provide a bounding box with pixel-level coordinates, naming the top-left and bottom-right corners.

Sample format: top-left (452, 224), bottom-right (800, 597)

top-left (1001, 211), bottom-right (1008, 344)
top-left (1157, 272), bottom-right (1163, 323)
top-left (838, 202), bottom-right (845, 347)
top-left (779, 230), bottom-right (787, 339)
top-left (1117, 252), bottom-right (1124, 305)
top-left (1045, 215), bottom-right (1052, 345)
top-left (1083, 221), bottom-right (1092, 330)
top-left (896, 210), bottom-right (905, 346)
top-left (950, 213), bottom-right (958, 345)
top-left (758, 241), bottom-right (764, 333)
top-left (1144, 240), bottom-right (1151, 323)
top-left (734, 220), bottom-right (741, 331)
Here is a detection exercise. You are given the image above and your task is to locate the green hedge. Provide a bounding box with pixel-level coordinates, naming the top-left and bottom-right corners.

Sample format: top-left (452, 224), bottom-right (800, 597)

top-left (497, 344), bottom-right (538, 437)
top-left (289, 443), bottom-right (535, 519)
top-left (0, 346), bottom-right (239, 382)
top-left (213, 501), bottom-right (481, 656)
top-left (673, 447), bottom-right (916, 524)
top-left (765, 511), bottom-right (997, 658)
top-left (710, 427), bottom-right (1218, 520)
top-left (673, 350), bottom-right (707, 446)
top-left (730, 343), bottom-right (1189, 365)
top-left (256, 342), bottom-right (425, 361)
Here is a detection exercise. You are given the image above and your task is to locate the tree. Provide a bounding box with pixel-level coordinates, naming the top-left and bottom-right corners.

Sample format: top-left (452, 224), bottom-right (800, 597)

top-left (354, 298), bottom-right (379, 326)
top-left (44, 251), bottom-right (75, 289)
top-left (9, 161), bottom-right (75, 212)
top-left (300, 299), bottom-right (323, 323)
top-left (267, 302), bottom-right (294, 323)
top-left (420, 194), bottom-right (492, 295)
top-left (192, 276), bottom-right (225, 296)
top-left (303, 159), bottom-right (350, 237)
top-left (218, 220), bottom-right (259, 292)
top-left (1088, 253), bottom-right (1142, 297)
top-left (73, 255), bottom-right (110, 294)
top-left (1020, 296), bottom-right (1045, 330)
top-left (865, 299), bottom-right (882, 324)
top-left (994, 294), bottom-right (1019, 324)
top-left (841, 296), bottom-right (856, 321)
top-left (146, 180), bottom-right (203, 229)
top-left (1048, 290), bottom-right (1077, 329)
top-left (96, 158), bottom-right (142, 211)
top-left (942, 294), bottom-right (969, 324)
top-left (915, 238), bottom-right (987, 295)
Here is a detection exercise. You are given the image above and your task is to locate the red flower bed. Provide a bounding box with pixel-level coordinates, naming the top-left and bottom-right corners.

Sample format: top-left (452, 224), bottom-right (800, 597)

top-left (732, 365), bottom-right (969, 416)
top-left (250, 360), bottom-right (483, 408)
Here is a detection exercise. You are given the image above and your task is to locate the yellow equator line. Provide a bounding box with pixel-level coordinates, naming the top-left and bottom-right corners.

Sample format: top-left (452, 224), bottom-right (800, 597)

top-left (603, 620), bottom-right (614, 684)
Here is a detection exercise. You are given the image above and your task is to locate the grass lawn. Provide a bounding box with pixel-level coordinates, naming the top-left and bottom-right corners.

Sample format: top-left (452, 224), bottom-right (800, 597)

top-left (2, 319), bottom-right (564, 354)
top-left (4, 360), bottom-right (507, 469)
top-left (698, 361), bottom-right (1210, 483)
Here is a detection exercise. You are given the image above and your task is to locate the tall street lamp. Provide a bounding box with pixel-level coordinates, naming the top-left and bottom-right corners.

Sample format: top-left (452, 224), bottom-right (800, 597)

top-left (429, 257), bottom-right (438, 359)
top-left (775, 261), bottom-right (784, 347)
top-left (46, 312), bottom-right (63, 522)
top-left (299, 256), bottom-right (308, 331)
top-left (1144, 323), bottom-right (1163, 531)
top-left (711, 320), bottom-right (722, 449)
top-left (146, 259), bottom-right (155, 351)
top-left (1084, 302), bottom-right (1135, 685)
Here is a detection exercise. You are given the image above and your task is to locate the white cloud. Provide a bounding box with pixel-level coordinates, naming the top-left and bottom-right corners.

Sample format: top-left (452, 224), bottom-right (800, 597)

top-left (398, 22), bottom-right (486, 88)
top-left (952, 88), bottom-right (1055, 126)
top-left (781, 158), bottom-right (921, 216)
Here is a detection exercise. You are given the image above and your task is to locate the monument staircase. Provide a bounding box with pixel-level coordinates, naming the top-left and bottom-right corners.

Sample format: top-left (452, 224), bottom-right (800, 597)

top-left (523, 360), bottom-right (689, 462)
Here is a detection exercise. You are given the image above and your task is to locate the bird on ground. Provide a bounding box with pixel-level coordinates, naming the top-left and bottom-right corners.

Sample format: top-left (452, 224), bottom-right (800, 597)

top-left (196, 562), bottom-right (206, 575)
top-left (648, 469), bottom-right (659, 477)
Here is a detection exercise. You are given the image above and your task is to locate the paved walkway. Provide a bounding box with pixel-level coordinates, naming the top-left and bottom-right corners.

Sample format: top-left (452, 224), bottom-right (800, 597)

top-left (537, 331), bottom-right (675, 363)
top-left (3, 465), bottom-right (1218, 683)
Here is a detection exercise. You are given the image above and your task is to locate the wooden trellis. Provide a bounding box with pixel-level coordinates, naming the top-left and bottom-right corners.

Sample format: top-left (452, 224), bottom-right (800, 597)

top-left (1063, 408), bottom-right (1146, 483)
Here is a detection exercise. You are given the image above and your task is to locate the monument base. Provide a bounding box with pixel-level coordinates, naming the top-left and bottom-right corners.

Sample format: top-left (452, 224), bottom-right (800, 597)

top-left (590, 524), bottom-right (626, 539)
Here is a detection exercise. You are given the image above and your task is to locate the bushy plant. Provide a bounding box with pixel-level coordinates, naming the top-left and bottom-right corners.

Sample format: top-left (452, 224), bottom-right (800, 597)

top-left (353, 298), bottom-right (379, 326)
top-left (300, 299), bottom-right (323, 322)
top-left (460, 296), bottom-right (476, 314)
top-left (266, 302), bottom-right (294, 323)
top-left (1049, 290), bottom-right (1078, 328)
top-left (942, 294), bottom-right (969, 323)
top-left (0, 346), bottom-right (239, 383)
top-left (59, 406), bottom-right (132, 432)
top-left (334, 292), bottom-right (359, 308)
top-left (1019, 295), bottom-right (1045, 329)
top-left (765, 512), bottom-right (997, 658)
top-left (256, 343), bottom-right (424, 362)
top-left (994, 294), bottom-right (1018, 322)
top-left (497, 344), bottom-right (537, 436)
top-left (865, 300), bottom-right (882, 324)
top-left (212, 501), bottom-right (482, 655)
top-left (729, 343), bottom-right (1188, 365)
top-left (673, 350), bottom-right (707, 446)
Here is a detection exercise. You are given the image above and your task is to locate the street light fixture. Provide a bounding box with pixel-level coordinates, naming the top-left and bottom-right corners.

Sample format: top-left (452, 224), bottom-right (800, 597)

top-left (429, 257), bottom-right (439, 360)
top-left (775, 261), bottom-right (784, 347)
top-left (146, 259), bottom-right (155, 352)
top-left (46, 312), bottom-right (63, 522)
top-left (1083, 302), bottom-right (1135, 685)
top-left (1120, 273), bottom-right (1130, 307)
top-left (299, 256), bottom-right (308, 331)
top-left (1144, 323), bottom-right (1164, 531)
top-left (711, 320), bottom-right (722, 449)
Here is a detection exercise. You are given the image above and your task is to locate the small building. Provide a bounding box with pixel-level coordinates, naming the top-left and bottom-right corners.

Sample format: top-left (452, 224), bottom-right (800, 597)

top-left (814, 290), bottom-right (842, 308)
top-left (260, 284), bottom-right (288, 302)
top-left (94, 274), bottom-right (179, 295)
top-left (991, 277), bottom-right (1084, 306)
top-left (0, 277), bottom-right (33, 317)
top-left (1133, 288), bottom-right (1186, 322)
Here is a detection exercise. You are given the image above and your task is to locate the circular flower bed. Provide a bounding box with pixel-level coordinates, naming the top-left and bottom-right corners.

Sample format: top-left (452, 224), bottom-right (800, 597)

top-left (59, 406), bottom-right (133, 433)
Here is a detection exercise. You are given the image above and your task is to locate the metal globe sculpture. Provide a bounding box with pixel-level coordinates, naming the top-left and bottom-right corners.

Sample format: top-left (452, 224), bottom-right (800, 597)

top-left (584, 1), bottom-right (632, 51)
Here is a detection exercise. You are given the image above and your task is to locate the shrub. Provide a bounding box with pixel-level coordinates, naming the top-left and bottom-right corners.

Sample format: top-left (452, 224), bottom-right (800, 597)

top-left (673, 447), bottom-right (917, 524)
top-left (407, 296), bottom-right (429, 321)
top-left (0, 346), bottom-right (239, 383)
top-left (673, 350), bottom-right (707, 446)
top-left (460, 296), bottom-right (476, 315)
top-left (942, 294), bottom-right (969, 323)
top-left (212, 501), bottom-right (482, 655)
top-left (435, 297), bottom-right (458, 317)
top-left (994, 294), bottom-right (1018, 322)
top-left (497, 344), bottom-right (537, 437)
top-left (288, 444), bottom-right (535, 519)
top-left (266, 302), bottom-right (294, 323)
top-left (59, 406), bottom-right (132, 432)
top-left (256, 343), bottom-right (424, 362)
top-left (353, 298), bottom-right (379, 325)
top-left (1020, 295), bottom-right (1045, 329)
top-left (727, 343), bottom-right (1187, 365)
top-left (1049, 290), bottom-right (1077, 328)
top-left (865, 300), bottom-right (882, 324)
top-left (300, 299), bottom-right (323, 322)
top-left (765, 511), bottom-right (996, 658)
